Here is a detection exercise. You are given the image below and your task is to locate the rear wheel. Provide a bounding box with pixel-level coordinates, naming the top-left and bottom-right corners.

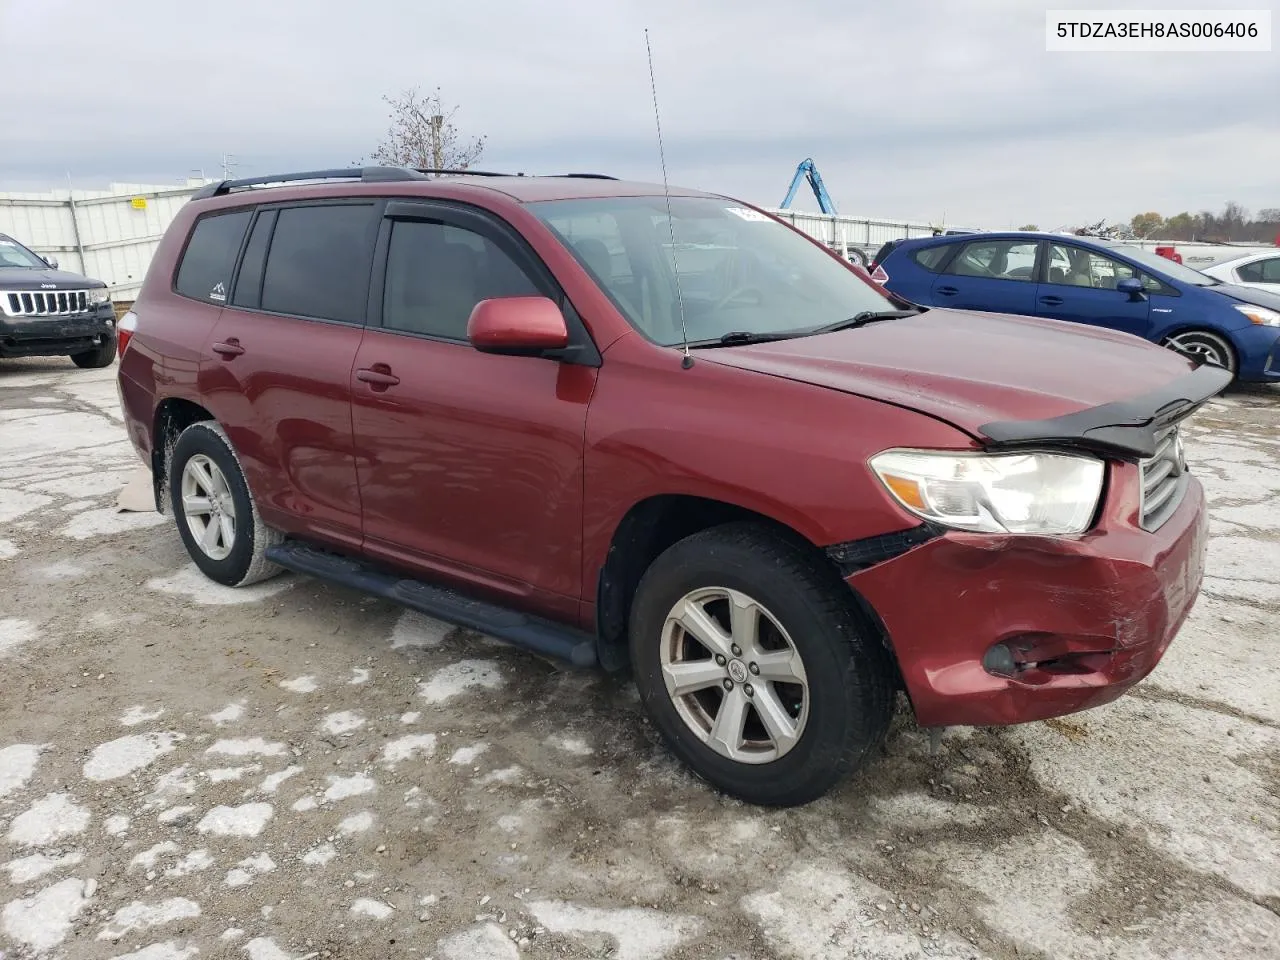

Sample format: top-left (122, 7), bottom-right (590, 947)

top-left (70, 333), bottom-right (117, 369)
top-left (1161, 330), bottom-right (1236, 375)
top-left (629, 522), bottom-right (895, 806)
top-left (169, 421), bottom-right (282, 587)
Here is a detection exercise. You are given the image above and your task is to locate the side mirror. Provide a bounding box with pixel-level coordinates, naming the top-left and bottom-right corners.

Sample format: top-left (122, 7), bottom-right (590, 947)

top-left (44, 256), bottom-right (59, 270)
top-left (1116, 277), bottom-right (1146, 300)
top-left (467, 296), bottom-right (569, 356)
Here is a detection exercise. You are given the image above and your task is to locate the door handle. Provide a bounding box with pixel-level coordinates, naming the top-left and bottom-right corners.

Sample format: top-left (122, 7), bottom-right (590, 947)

top-left (936, 286), bottom-right (959, 296)
top-left (1039, 296), bottom-right (1064, 306)
top-left (356, 365), bottom-right (400, 388)
top-left (211, 339), bottom-right (244, 358)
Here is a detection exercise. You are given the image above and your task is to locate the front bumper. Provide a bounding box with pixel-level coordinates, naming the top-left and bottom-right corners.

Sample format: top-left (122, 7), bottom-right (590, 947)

top-left (0, 305), bottom-right (116, 358)
top-left (1236, 325), bottom-right (1280, 382)
top-left (847, 464), bottom-right (1208, 727)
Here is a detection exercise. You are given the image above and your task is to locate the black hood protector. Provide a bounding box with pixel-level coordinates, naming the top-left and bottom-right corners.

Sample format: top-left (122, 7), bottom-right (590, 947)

top-left (979, 362), bottom-right (1232, 461)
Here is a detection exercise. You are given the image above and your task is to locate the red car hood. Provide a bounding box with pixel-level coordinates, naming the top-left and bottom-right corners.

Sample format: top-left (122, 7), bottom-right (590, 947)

top-left (699, 308), bottom-right (1204, 441)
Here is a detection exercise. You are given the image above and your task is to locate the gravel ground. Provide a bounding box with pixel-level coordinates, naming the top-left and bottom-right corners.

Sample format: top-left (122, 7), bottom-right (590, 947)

top-left (0, 357), bottom-right (1276, 960)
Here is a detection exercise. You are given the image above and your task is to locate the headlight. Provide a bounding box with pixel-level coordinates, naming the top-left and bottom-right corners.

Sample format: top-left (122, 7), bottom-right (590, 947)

top-left (1234, 304), bottom-right (1280, 327)
top-left (870, 450), bottom-right (1105, 535)
top-left (88, 289), bottom-right (111, 305)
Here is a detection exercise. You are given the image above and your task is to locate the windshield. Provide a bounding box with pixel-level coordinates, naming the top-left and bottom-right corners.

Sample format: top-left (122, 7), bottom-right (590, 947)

top-left (530, 196), bottom-right (893, 345)
top-left (0, 236), bottom-right (49, 270)
top-left (1106, 243), bottom-right (1219, 286)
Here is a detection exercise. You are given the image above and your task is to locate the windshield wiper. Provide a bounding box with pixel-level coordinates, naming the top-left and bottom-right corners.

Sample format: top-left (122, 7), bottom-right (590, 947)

top-left (809, 309), bottom-right (919, 335)
top-left (690, 330), bottom-right (799, 349)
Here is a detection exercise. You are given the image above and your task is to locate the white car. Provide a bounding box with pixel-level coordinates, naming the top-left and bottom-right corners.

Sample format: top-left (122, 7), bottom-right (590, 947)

top-left (1202, 249), bottom-right (1280, 293)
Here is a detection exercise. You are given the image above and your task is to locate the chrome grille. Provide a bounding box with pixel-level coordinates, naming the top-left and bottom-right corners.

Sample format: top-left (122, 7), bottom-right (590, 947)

top-left (2, 290), bottom-right (91, 317)
top-left (1139, 424), bottom-right (1188, 531)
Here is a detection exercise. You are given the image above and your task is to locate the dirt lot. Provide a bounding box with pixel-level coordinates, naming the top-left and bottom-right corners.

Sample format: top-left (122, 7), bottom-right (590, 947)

top-left (0, 358), bottom-right (1276, 960)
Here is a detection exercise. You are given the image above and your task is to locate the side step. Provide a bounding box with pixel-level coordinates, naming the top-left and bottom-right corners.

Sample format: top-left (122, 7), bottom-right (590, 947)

top-left (266, 540), bottom-right (598, 667)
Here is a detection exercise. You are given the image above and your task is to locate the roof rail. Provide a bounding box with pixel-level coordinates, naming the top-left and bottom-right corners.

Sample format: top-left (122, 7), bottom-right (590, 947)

top-left (555, 173), bottom-right (618, 180)
top-left (413, 168), bottom-right (511, 178)
top-left (191, 166), bottom-right (427, 200)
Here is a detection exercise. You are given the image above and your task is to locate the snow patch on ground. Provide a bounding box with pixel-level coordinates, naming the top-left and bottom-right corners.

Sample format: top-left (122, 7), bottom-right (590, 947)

top-left (0, 488), bottom-right (53, 523)
top-left (147, 565), bottom-right (294, 604)
top-left (351, 898), bottom-right (394, 919)
top-left (205, 764), bottom-right (261, 782)
top-left (338, 811), bottom-right (374, 835)
top-left (196, 802), bottom-right (274, 838)
top-left (319, 710), bottom-right (366, 735)
top-left (418, 659), bottom-right (504, 703)
top-left (2, 850), bottom-right (84, 884)
top-left (207, 737), bottom-right (287, 758)
top-left (0, 617), bottom-right (40, 657)
top-left (257, 765), bottom-right (303, 794)
top-left (8, 792), bottom-right (90, 846)
top-left (243, 937), bottom-right (293, 960)
top-left (61, 505), bottom-right (167, 540)
top-left (449, 743), bottom-right (489, 765)
top-left (389, 610), bottom-right (454, 649)
top-left (349, 667), bottom-right (370, 684)
top-left (437, 922), bottom-right (520, 960)
top-left (400, 711), bottom-right (421, 724)
top-left (120, 705), bottom-right (165, 726)
top-left (383, 733), bottom-right (438, 767)
top-left (225, 852), bottom-right (276, 888)
top-left (527, 900), bottom-right (703, 960)
top-left (208, 701), bottom-right (245, 725)
top-left (546, 735), bottom-right (594, 756)
top-left (0, 742), bottom-right (42, 799)
top-left (84, 731), bottom-right (185, 781)
top-left (1, 876), bottom-right (95, 952)
top-left (324, 773), bottom-right (376, 802)
top-left (165, 849), bottom-right (215, 879)
top-left (157, 805), bottom-right (196, 825)
top-left (279, 675), bottom-right (317, 693)
top-left (98, 897), bottom-right (201, 940)
top-left (104, 815), bottom-right (130, 836)
top-left (0, 538), bottom-right (17, 559)
top-left (291, 796), bottom-right (318, 813)
top-left (108, 942), bottom-right (200, 960)
top-left (130, 841), bottom-right (179, 870)
top-left (302, 842), bottom-right (337, 866)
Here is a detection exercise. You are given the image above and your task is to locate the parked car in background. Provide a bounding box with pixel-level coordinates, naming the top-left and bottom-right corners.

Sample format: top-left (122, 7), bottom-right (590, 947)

top-left (0, 232), bottom-right (118, 367)
top-left (872, 232), bottom-right (1280, 381)
top-left (1201, 249), bottom-right (1280, 294)
top-left (119, 168), bottom-right (1227, 806)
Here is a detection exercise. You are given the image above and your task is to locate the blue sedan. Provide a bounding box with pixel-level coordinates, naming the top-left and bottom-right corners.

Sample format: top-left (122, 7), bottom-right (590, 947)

top-left (871, 232), bottom-right (1280, 382)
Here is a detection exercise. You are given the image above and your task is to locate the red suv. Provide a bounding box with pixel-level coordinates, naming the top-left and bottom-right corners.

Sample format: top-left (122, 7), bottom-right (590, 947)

top-left (117, 168), bottom-right (1227, 806)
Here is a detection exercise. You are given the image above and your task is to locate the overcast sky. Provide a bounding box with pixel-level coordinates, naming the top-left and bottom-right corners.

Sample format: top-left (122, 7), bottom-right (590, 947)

top-left (1, 0), bottom-right (1276, 228)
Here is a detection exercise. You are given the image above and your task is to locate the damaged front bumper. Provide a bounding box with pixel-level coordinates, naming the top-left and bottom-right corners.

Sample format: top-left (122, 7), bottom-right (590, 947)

top-left (845, 464), bottom-right (1208, 727)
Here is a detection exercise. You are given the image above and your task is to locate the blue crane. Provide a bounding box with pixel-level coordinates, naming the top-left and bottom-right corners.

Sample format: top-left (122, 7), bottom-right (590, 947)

top-left (779, 158), bottom-right (837, 215)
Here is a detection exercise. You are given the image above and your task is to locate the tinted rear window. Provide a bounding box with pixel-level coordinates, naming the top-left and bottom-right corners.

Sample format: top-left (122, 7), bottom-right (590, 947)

top-left (911, 244), bottom-right (953, 272)
top-left (174, 211), bottom-right (252, 303)
top-left (260, 204), bottom-right (378, 323)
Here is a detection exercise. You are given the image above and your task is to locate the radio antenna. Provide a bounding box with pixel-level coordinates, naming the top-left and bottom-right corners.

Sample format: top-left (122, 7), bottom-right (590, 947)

top-left (645, 28), bottom-right (692, 369)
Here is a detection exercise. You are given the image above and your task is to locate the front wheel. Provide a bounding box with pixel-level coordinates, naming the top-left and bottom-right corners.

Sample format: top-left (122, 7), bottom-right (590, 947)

top-left (169, 421), bottom-right (282, 587)
top-left (1161, 330), bottom-right (1237, 376)
top-left (629, 523), bottom-right (895, 806)
top-left (70, 333), bottom-right (117, 369)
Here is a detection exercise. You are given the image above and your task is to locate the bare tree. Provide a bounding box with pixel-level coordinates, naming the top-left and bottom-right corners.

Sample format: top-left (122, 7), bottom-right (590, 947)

top-left (367, 88), bottom-right (486, 171)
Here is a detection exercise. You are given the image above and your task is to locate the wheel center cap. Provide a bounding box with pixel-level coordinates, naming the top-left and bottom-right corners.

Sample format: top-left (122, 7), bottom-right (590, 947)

top-left (727, 659), bottom-right (748, 684)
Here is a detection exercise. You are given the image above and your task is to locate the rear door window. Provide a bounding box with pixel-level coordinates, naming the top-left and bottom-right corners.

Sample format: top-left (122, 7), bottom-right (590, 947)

top-left (174, 210), bottom-right (253, 303)
top-left (945, 239), bottom-right (1039, 281)
top-left (259, 204), bottom-right (378, 324)
top-left (1238, 256), bottom-right (1280, 283)
top-left (911, 244), bottom-right (954, 272)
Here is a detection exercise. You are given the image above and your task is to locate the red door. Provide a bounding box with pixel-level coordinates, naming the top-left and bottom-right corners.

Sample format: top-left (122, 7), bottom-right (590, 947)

top-left (350, 204), bottom-right (596, 620)
top-left (198, 201), bottom-right (381, 549)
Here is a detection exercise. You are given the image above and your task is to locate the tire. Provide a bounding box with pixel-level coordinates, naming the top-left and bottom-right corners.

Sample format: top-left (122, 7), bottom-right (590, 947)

top-left (169, 420), bottom-right (283, 587)
top-left (629, 522), bottom-right (895, 806)
top-left (1161, 330), bottom-right (1237, 376)
top-left (70, 333), bottom-right (117, 369)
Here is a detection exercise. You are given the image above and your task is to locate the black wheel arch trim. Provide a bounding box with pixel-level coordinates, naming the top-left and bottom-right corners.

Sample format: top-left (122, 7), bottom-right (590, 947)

top-left (978, 362), bottom-right (1232, 461)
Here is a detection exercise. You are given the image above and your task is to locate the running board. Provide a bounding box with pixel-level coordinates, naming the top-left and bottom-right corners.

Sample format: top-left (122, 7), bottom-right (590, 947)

top-left (265, 540), bottom-right (598, 667)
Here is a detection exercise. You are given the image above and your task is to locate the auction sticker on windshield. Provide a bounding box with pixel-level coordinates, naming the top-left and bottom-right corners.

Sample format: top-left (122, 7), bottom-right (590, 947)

top-left (725, 207), bottom-right (770, 222)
